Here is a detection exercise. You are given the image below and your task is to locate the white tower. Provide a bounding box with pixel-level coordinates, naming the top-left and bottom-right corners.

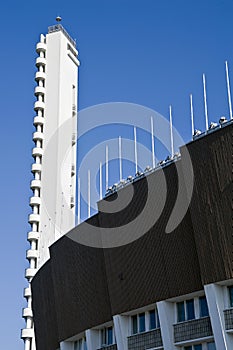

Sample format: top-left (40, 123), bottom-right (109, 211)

top-left (21, 19), bottom-right (79, 350)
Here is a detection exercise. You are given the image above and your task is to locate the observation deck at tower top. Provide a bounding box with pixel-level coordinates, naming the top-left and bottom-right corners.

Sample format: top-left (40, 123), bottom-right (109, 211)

top-left (48, 24), bottom-right (76, 48)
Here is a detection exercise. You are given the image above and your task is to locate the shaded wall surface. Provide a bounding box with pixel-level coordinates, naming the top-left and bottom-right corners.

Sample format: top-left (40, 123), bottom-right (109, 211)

top-left (32, 124), bottom-right (233, 350)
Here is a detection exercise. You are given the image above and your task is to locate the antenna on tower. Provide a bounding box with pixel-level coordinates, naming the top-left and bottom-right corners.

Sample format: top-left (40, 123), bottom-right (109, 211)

top-left (225, 61), bottom-right (233, 120)
top-left (190, 94), bottom-right (195, 137)
top-left (169, 105), bottom-right (174, 158)
top-left (202, 74), bottom-right (209, 130)
top-left (150, 116), bottom-right (155, 168)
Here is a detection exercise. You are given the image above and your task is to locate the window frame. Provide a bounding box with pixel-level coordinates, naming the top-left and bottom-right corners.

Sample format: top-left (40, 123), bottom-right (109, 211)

top-left (228, 286), bottom-right (233, 308)
top-left (199, 296), bottom-right (209, 318)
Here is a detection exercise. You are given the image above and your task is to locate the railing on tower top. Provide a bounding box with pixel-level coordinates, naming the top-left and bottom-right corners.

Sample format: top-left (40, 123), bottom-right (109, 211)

top-left (48, 24), bottom-right (76, 48)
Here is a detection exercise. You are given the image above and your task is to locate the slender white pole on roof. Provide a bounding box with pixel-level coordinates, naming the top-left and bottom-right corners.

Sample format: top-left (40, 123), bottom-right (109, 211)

top-left (190, 94), bottom-right (195, 137)
top-left (106, 145), bottom-right (109, 190)
top-left (202, 73), bottom-right (209, 130)
top-left (88, 170), bottom-right (91, 218)
top-left (99, 162), bottom-right (102, 200)
top-left (225, 61), bottom-right (233, 120)
top-left (78, 176), bottom-right (81, 224)
top-left (151, 116), bottom-right (155, 168)
top-left (169, 105), bottom-right (174, 158)
top-left (134, 126), bottom-right (138, 173)
top-left (119, 136), bottom-right (122, 181)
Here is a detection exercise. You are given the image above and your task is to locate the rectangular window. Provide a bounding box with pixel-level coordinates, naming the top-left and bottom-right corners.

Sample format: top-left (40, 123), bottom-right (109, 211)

top-left (139, 313), bottom-right (145, 332)
top-left (156, 309), bottom-right (160, 328)
top-left (74, 339), bottom-right (82, 350)
top-left (107, 327), bottom-right (113, 345)
top-left (184, 346), bottom-right (202, 350)
top-left (101, 327), bottom-right (113, 345)
top-left (207, 342), bottom-right (216, 350)
top-left (101, 329), bottom-right (106, 346)
top-left (177, 301), bottom-right (185, 322)
top-left (199, 296), bottom-right (209, 317)
top-left (194, 345), bottom-right (202, 350)
top-left (186, 299), bottom-right (195, 320)
top-left (149, 310), bottom-right (156, 330)
top-left (132, 315), bottom-right (138, 334)
top-left (229, 286), bottom-right (233, 307)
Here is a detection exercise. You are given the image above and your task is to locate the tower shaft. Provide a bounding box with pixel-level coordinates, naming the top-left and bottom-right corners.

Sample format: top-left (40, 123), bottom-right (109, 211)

top-left (22, 23), bottom-right (79, 350)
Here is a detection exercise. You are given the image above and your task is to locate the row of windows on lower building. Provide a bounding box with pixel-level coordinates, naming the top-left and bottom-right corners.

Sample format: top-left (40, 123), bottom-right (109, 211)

top-left (100, 326), bottom-right (114, 346)
top-left (183, 341), bottom-right (216, 350)
top-left (132, 307), bottom-right (160, 334)
top-left (131, 296), bottom-right (209, 337)
top-left (72, 286), bottom-right (233, 349)
top-left (74, 338), bottom-right (87, 350)
top-left (177, 296), bottom-right (209, 323)
top-left (73, 337), bottom-right (216, 350)
top-left (74, 327), bottom-right (115, 349)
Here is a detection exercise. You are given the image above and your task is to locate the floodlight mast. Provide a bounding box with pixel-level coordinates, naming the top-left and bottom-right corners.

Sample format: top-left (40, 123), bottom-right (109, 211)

top-left (106, 145), bottom-right (109, 190)
top-left (119, 136), bottom-right (122, 181)
top-left (99, 162), bottom-right (102, 200)
top-left (134, 126), bottom-right (138, 173)
top-left (202, 74), bottom-right (209, 130)
top-left (169, 105), bottom-right (174, 158)
top-left (190, 94), bottom-right (195, 137)
top-left (225, 61), bottom-right (233, 120)
top-left (88, 170), bottom-right (91, 218)
top-left (151, 116), bottom-right (155, 168)
top-left (78, 176), bottom-right (81, 224)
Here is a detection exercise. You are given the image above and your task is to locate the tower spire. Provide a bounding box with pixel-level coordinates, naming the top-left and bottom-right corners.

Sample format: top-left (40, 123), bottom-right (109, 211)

top-left (56, 16), bottom-right (62, 22)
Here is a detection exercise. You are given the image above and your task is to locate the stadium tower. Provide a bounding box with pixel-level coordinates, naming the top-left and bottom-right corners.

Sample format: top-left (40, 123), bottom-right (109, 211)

top-left (21, 19), bottom-right (79, 350)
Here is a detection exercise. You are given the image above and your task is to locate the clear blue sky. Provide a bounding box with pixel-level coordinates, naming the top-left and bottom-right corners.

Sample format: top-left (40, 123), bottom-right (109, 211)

top-left (1, 0), bottom-right (233, 348)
